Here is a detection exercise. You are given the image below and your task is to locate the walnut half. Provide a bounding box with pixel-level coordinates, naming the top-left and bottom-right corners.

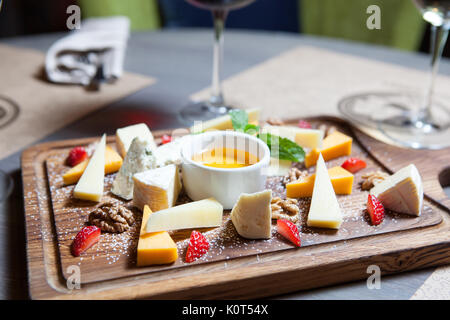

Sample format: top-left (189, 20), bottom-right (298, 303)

top-left (89, 202), bottom-right (135, 233)
top-left (271, 197), bottom-right (300, 223)
top-left (361, 171), bottom-right (390, 191)
top-left (266, 118), bottom-right (285, 126)
top-left (283, 167), bottom-right (308, 185)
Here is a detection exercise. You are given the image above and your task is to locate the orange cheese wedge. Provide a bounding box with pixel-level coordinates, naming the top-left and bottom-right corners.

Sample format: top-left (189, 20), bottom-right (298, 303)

top-left (286, 166), bottom-right (354, 198)
top-left (137, 205), bottom-right (178, 267)
top-left (305, 131), bottom-right (352, 168)
top-left (63, 146), bottom-right (123, 185)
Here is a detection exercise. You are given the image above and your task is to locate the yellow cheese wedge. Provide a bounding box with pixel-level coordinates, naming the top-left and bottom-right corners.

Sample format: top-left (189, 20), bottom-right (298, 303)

top-left (286, 166), bottom-right (354, 198)
top-left (370, 164), bottom-right (423, 216)
top-left (190, 108), bottom-right (260, 133)
top-left (145, 198), bottom-right (223, 233)
top-left (231, 190), bottom-right (272, 239)
top-left (263, 125), bottom-right (324, 149)
top-left (307, 154), bottom-right (343, 229)
top-left (305, 131), bottom-right (352, 168)
top-left (63, 146), bottom-right (123, 185)
top-left (133, 164), bottom-right (182, 212)
top-left (73, 134), bottom-right (106, 202)
top-left (137, 205), bottom-right (178, 267)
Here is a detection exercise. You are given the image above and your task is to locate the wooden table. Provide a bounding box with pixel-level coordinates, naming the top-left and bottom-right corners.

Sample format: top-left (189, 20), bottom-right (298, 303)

top-left (1, 29), bottom-right (449, 299)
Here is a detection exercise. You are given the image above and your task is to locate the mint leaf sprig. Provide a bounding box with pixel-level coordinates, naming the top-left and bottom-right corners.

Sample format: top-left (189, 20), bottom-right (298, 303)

top-left (229, 110), bottom-right (305, 162)
top-left (257, 133), bottom-right (305, 162)
top-left (229, 109), bottom-right (260, 134)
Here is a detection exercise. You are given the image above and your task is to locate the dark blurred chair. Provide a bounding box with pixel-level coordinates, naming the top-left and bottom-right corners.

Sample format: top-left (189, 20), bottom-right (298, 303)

top-left (79, 0), bottom-right (425, 52)
top-left (158, 0), bottom-right (299, 32)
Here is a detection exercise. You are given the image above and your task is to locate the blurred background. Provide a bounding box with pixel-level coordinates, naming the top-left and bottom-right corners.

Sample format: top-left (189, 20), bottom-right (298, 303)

top-left (0, 0), bottom-right (448, 57)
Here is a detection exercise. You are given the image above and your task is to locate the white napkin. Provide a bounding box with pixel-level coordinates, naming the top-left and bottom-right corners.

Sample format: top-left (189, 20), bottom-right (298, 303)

top-left (45, 16), bottom-right (130, 85)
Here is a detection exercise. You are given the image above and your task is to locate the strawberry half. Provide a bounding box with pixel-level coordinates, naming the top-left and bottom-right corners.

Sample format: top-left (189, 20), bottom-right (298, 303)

top-left (367, 194), bottom-right (385, 226)
top-left (297, 120), bottom-right (312, 129)
top-left (67, 146), bottom-right (88, 167)
top-left (161, 134), bottom-right (172, 145)
top-left (185, 230), bottom-right (209, 263)
top-left (277, 219), bottom-right (301, 247)
top-left (71, 226), bottom-right (101, 257)
top-left (341, 157), bottom-right (367, 173)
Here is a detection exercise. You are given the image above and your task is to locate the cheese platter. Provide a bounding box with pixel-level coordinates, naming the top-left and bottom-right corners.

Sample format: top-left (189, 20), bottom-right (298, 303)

top-left (21, 111), bottom-right (450, 299)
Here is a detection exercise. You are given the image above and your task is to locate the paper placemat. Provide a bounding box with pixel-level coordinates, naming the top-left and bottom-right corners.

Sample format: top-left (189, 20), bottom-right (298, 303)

top-left (191, 46), bottom-right (450, 121)
top-left (191, 45), bottom-right (450, 299)
top-left (410, 265), bottom-right (450, 300)
top-left (0, 44), bottom-right (155, 159)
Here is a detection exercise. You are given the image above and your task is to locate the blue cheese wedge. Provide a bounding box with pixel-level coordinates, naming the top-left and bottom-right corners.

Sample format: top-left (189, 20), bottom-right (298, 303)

top-left (115, 123), bottom-right (157, 158)
top-left (231, 190), bottom-right (272, 239)
top-left (111, 137), bottom-right (156, 200)
top-left (370, 164), bottom-right (423, 216)
top-left (133, 164), bottom-right (182, 212)
top-left (73, 134), bottom-right (106, 202)
top-left (307, 153), bottom-right (343, 229)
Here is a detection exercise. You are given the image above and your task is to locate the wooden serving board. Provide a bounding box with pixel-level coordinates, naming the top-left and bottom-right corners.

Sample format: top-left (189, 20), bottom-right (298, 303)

top-left (21, 117), bottom-right (450, 299)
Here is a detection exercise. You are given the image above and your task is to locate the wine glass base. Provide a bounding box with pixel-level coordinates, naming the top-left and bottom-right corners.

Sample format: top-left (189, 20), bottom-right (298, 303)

top-left (0, 170), bottom-right (13, 202)
top-left (179, 101), bottom-right (233, 125)
top-left (339, 92), bottom-right (450, 150)
top-left (378, 116), bottom-right (450, 150)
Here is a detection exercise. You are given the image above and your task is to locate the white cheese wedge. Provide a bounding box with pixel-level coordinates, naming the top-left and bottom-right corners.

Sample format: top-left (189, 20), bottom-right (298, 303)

top-left (307, 153), bottom-right (343, 229)
top-left (145, 198), bottom-right (223, 233)
top-left (116, 123), bottom-right (157, 158)
top-left (266, 158), bottom-right (292, 177)
top-left (73, 134), bottom-right (106, 202)
top-left (230, 190), bottom-right (272, 239)
top-left (153, 137), bottom-right (186, 168)
top-left (370, 164), bottom-right (423, 216)
top-left (111, 137), bottom-right (156, 200)
top-left (133, 164), bottom-right (182, 212)
top-left (263, 125), bottom-right (323, 149)
top-left (190, 108), bottom-right (260, 133)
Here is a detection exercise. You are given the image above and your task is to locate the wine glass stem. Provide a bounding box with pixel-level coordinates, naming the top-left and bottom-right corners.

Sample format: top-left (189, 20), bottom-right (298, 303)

top-left (209, 10), bottom-right (228, 108)
top-left (418, 24), bottom-right (449, 123)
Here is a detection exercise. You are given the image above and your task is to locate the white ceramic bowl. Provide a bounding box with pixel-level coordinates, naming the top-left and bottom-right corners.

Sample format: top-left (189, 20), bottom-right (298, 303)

top-left (181, 131), bottom-right (271, 209)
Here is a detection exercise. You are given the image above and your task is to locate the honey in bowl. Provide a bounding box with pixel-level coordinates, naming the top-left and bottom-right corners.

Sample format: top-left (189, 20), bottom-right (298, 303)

top-left (192, 148), bottom-right (259, 169)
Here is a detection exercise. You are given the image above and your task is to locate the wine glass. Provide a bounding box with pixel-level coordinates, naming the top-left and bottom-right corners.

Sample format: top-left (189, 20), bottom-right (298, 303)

top-left (0, 0), bottom-right (13, 203)
top-left (339, 0), bottom-right (450, 149)
top-left (180, 0), bottom-right (256, 124)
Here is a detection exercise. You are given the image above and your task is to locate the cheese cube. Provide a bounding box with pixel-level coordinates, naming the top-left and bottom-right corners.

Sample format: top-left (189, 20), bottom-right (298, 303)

top-left (263, 125), bottom-right (323, 149)
top-left (307, 154), bottom-right (343, 229)
top-left (73, 134), bottom-right (106, 202)
top-left (231, 190), bottom-right (272, 239)
top-left (190, 108), bottom-right (260, 133)
top-left (370, 164), bottom-right (423, 216)
top-left (111, 138), bottom-right (156, 200)
top-left (145, 198), bottom-right (223, 233)
top-left (116, 123), bottom-right (157, 158)
top-left (286, 166), bottom-right (354, 198)
top-left (305, 131), bottom-right (352, 168)
top-left (133, 164), bottom-right (182, 212)
top-left (137, 205), bottom-right (178, 266)
top-left (63, 146), bottom-right (122, 185)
